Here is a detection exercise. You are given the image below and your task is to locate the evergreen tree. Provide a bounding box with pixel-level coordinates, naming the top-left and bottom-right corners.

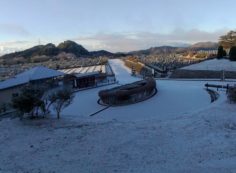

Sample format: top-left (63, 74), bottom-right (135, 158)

top-left (229, 46), bottom-right (236, 61)
top-left (12, 85), bottom-right (44, 119)
top-left (217, 46), bottom-right (225, 59)
top-left (223, 50), bottom-right (227, 57)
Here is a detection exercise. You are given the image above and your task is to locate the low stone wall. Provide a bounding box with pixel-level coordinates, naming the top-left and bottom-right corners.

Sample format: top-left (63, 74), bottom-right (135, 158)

top-left (98, 78), bottom-right (157, 106)
top-left (170, 69), bottom-right (236, 79)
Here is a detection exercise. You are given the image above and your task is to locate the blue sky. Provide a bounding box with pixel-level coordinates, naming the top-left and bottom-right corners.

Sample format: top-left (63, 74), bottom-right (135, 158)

top-left (0, 0), bottom-right (235, 53)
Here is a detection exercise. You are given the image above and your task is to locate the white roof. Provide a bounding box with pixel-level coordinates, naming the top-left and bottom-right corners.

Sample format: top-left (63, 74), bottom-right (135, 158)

top-left (60, 65), bottom-right (106, 75)
top-left (0, 66), bottom-right (65, 90)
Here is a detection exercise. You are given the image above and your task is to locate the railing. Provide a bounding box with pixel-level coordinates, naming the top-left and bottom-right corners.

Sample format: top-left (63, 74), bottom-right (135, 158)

top-left (205, 83), bottom-right (233, 90)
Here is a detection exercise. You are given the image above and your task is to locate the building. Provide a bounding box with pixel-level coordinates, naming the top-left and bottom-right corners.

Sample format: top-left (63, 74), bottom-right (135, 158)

top-left (0, 63), bottom-right (116, 108)
top-left (0, 66), bottom-right (64, 105)
top-left (60, 64), bottom-right (116, 90)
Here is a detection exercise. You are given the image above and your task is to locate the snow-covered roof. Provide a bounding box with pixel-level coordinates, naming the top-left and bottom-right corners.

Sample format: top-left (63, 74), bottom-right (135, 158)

top-left (60, 65), bottom-right (106, 75)
top-left (0, 66), bottom-right (65, 90)
top-left (181, 59), bottom-right (236, 71)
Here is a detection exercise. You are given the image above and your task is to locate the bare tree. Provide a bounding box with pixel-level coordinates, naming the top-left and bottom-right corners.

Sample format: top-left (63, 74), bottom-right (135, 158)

top-left (49, 88), bottom-right (74, 119)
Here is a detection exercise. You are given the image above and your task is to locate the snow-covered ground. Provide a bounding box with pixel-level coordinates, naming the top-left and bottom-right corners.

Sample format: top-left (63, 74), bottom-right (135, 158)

top-left (181, 58), bottom-right (236, 71)
top-left (63, 79), bottom-right (211, 122)
top-left (108, 59), bottom-right (139, 84)
top-left (61, 59), bottom-right (222, 122)
top-left (0, 59), bottom-right (236, 173)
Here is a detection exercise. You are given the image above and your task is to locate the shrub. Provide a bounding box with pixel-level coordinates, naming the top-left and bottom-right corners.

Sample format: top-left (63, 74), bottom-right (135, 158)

top-left (228, 87), bottom-right (236, 103)
top-left (217, 46), bottom-right (225, 59)
top-left (229, 46), bottom-right (236, 61)
top-left (11, 85), bottom-right (45, 119)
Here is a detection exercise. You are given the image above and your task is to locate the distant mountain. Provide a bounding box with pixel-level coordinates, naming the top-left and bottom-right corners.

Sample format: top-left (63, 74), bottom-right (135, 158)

top-left (130, 46), bottom-right (178, 55)
top-left (57, 40), bottom-right (90, 56)
top-left (128, 42), bottom-right (218, 55)
top-left (0, 41), bottom-right (219, 60)
top-left (190, 42), bottom-right (218, 51)
top-left (90, 50), bottom-right (114, 57)
top-left (0, 43), bottom-right (60, 59)
top-left (0, 40), bottom-right (114, 59)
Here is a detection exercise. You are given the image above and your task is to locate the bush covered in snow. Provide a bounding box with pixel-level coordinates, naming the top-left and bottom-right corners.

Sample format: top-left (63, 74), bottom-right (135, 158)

top-left (228, 87), bottom-right (236, 103)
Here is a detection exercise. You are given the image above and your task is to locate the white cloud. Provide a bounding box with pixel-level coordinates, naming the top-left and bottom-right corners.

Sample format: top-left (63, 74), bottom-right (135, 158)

top-left (0, 24), bottom-right (32, 55)
top-left (0, 28), bottom-right (229, 55)
top-left (74, 29), bottom-right (227, 52)
top-left (0, 41), bottom-right (33, 55)
top-left (0, 24), bottom-right (30, 36)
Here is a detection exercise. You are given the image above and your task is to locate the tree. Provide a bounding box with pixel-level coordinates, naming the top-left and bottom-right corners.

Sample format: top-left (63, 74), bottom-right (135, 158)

top-left (217, 46), bottom-right (225, 59)
top-left (229, 46), bottom-right (236, 61)
top-left (223, 50), bottom-right (227, 57)
top-left (49, 88), bottom-right (74, 119)
top-left (219, 30), bottom-right (236, 49)
top-left (12, 85), bottom-right (44, 119)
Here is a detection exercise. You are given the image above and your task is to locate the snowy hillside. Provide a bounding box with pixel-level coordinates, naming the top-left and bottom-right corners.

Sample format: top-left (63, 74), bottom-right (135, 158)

top-left (0, 59), bottom-right (236, 173)
top-left (182, 59), bottom-right (236, 71)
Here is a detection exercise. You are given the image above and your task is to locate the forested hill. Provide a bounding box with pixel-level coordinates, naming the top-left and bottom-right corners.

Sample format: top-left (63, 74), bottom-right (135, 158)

top-left (1, 41), bottom-right (218, 60)
top-left (129, 42), bottom-right (218, 55)
top-left (0, 40), bottom-right (114, 59)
